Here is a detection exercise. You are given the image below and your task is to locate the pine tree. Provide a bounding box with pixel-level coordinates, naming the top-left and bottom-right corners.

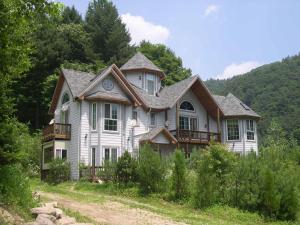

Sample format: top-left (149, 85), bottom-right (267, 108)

top-left (62, 6), bottom-right (82, 24)
top-left (85, 0), bottom-right (134, 65)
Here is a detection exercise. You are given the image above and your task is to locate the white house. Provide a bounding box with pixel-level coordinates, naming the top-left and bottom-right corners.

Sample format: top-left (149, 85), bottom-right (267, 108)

top-left (42, 52), bottom-right (260, 180)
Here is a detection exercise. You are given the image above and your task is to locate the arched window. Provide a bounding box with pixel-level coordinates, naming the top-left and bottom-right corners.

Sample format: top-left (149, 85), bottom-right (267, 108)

top-left (61, 92), bottom-right (70, 105)
top-left (180, 101), bottom-right (194, 111)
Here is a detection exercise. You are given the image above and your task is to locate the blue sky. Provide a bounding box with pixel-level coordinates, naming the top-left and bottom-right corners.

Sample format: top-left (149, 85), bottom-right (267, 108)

top-left (58, 0), bottom-right (300, 80)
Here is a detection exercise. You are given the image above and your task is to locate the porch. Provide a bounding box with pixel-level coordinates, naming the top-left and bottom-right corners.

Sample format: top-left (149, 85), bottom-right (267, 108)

top-left (170, 129), bottom-right (221, 144)
top-left (42, 123), bottom-right (71, 141)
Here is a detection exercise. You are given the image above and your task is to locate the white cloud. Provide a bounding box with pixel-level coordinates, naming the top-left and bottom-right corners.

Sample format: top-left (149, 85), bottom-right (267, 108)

top-left (204, 4), bottom-right (220, 17)
top-left (217, 61), bottom-right (261, 79)
top-left (121, 13), bottom-right (170, 45)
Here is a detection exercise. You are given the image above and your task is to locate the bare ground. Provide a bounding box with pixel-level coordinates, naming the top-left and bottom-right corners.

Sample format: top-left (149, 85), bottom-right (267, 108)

top-left (40, 192), bottom-right (187, 225)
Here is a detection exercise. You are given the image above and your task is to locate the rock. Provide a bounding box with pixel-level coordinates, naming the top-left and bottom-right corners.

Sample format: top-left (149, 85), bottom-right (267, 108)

top-left (97, 179), bottom-right (103, 184)
top-left (54, 208), bottom-right (63, 219)
top-left (56, 216), bottom-right (76, 225)
top-left (35, 214), bottom-right (56, 225)
top-left (42, 202), bottom-right (58, 208)
top-left (31, 207), bottom-right (56, 216)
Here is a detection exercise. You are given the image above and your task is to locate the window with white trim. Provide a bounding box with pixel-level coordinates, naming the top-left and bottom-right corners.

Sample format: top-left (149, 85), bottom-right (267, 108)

top-left (132, 107), bottom-right (139, 126)
top-left (103, 147), bottom-right (118, 163)
top-left (150, 112), bottom-right (156, 127)
top-left (104, 103), bottom-right (118, 131)
top-left (146, 74), bottom-right (155, 95)
top-left (179, 116), bottom-right (198, 130)
top-left (227, 120), bottom-right (240, 141)
top-left (55, 149), bottom-right (67, 160)
top-left (61, 92), bottom-right (70, 104)
top-left (246, 120), bottom-right (255, 140)
top-left (92, 102), bottom-right (97, 131)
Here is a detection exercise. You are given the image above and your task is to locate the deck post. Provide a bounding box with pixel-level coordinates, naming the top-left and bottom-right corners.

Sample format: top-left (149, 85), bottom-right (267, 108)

top-left (206, 111), bottom-right (210, 141)
top-left (176, 101), bottom-right (179, 148)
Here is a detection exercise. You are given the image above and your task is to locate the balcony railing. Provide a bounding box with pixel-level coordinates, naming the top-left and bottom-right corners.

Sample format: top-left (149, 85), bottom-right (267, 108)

top-left (42, 123), bottom-right (71, 141)
top-left (170, 129), bottom-right (221, 144)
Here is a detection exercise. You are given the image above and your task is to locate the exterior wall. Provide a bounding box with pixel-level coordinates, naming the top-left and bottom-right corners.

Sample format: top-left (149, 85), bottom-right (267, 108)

top-left (222, 119), bottom-right (258, 155)
top-left (125, 72), bottom-right (161, 94)
top-left (152, 133), bottom-right (170, 144)
top-left (167, 89), bottom-right (218, 133)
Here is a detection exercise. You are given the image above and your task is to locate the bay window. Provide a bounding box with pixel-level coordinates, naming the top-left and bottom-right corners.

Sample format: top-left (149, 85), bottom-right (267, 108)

top-left (104, 103), bottom-right (118, 131)
top-left (55, 149), bottom-right (67, 160)
top-left (150, 112), bottom-right (156, 127)
top-left (103, 147), bottom-right (118, 163)
top-left (146, 74), bottom-right (155, 95)
top-left (227, 120), bottom-right (240, 141)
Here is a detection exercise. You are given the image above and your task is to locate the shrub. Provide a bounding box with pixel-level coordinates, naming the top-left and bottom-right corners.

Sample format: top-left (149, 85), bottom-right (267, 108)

top-left (97, 160), bottom-right (116, 182)
top-left (115, 151), bottom-right (137, 185)
top-left (79, 162), bottom-right (91, 181)
top-left (137, 144), bottom-right (166, 194)
top-left (171, 149), bottom-right (187, 200)
top-left (0, 165), bottom-right (35, 215)
top-left (46, 158), bottom-right (70, 184)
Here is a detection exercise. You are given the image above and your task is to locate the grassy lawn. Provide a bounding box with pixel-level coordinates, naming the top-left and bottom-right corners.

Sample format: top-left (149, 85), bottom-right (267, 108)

top-left (30, 178), bottom-right (297, 225)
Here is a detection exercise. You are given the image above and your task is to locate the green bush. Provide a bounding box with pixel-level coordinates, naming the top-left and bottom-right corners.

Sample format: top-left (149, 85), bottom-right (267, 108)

top-left (171, 149), bottom-right (187, 200)
top-left (46, 158), bottom-right (70, 184)
top-left (137, 144), bottom-right (166, 194)
top-left (0, 165), bottom-right (35, 215)
top-left (193, 143), bottom-right (236, 208)
top-left (97, 160), bottom-right (116, 182)
top-left (115, 151), bottom-right (137, 185)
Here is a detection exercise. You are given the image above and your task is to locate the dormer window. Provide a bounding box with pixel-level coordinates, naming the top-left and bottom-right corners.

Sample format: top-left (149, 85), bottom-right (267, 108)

top-left (146, 74), bottom-right (155, 95)
top-left (62, 92), bottom-right (70, 105)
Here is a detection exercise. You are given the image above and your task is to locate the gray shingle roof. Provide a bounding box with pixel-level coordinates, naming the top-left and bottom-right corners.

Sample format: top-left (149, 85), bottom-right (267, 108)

top-left (62, 68), bottom-right (96, 97)
top-left (120, 52), bottom-right (163, 72)
top-left (213, 93), bottom-right (260, 118)
top-left (85, 91), bottom-right (130, 102)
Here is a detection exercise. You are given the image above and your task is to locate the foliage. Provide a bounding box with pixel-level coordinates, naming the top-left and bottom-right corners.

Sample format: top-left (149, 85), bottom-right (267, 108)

top-left (61, 6), bottom-right (82, 24)
top-left (0, 165), bottom-right (35, 215)
top-left (171, 149), bottom-right (187, 200)
top-left (137, 144), bottom-right (166, 194)
top-left (115, 151), bottom-right (137, 185)
top-left (206, 53), bottom-right (300, 143)
top-left (46, 159), bottom-right (71, 184)
top-left (85, 0), bottom-right (134, 65)
top-left (138, 41), bottom-right (192, 86)
top-left (97, 160), bottom-right (117, 182)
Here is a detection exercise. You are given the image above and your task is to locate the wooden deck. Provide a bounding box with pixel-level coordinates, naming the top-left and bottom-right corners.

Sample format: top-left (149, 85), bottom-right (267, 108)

top-left (42, 123), bottom-right (71, 141)
top-left (170, 129), bottom-right (221, 144)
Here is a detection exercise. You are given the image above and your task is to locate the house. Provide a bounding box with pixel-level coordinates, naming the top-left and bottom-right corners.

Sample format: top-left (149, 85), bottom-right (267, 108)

top-left (42, 52), bottom-right (260, 180)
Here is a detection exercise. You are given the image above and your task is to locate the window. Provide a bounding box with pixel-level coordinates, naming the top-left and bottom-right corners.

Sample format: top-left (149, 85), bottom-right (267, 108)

top-left (180, 101), bottom-right (194, 111)
top-left (60, 110), bottom-right (69, 124)
top-left (150, 112), bottom-right (156, 127)
top-left (179, 116), bottom-right (198, 130)
top-left (55, 149), bottom-right (67, 160)
top-left (44, 147), bottom-right (54, 164)
top-left (246, 120), bottom-right (255, 140)
top-left (103, 147), bottom-right (118, 163)
top-left (227, 120), bottom-right (240, 141)
top-left (61, 92), bottom-right (70, 105)
top-left (146, 74), bottom-right (155, 95)
top-left (104, 103), bottom-right (118, 131)
top-left (92, 102), bottom-right (97, 131)
top-left (132, 108), bottom-right (139, 126)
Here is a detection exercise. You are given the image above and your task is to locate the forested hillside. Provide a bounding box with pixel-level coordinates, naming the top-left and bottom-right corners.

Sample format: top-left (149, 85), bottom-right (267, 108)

top-left (206, 54), bottom-right (300, 144)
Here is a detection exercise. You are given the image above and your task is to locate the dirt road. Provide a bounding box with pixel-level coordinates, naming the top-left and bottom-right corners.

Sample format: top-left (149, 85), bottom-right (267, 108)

top-left (40, 192), bottom-right (187, 225)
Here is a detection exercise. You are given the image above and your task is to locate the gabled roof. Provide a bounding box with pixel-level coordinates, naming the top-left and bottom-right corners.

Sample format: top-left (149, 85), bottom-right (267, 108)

top-left (140, 127), bottom-right (178, 144)
top-left (213, 93), bottom-right (260, 119)
top-left (120, 52), bottom-right (166, 78)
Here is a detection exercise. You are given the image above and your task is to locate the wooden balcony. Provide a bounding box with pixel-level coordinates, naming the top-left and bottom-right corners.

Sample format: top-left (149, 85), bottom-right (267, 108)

top-left (42, 123), bottom-right (71, 141)
top-left (170, 129), bottom-right (221, 144)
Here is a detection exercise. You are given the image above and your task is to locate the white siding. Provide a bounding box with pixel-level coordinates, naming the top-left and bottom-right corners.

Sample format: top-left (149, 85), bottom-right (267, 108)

top-left (152, 133), bottom-right (170, 144)
top-left (80, 101), bottom-right (89, 165)
top-left (125, 72), bottom-right (144, 88)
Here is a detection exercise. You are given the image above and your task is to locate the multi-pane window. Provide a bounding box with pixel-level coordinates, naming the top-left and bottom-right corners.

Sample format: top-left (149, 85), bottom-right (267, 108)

top-left (61, 92), bottom-right (70, 104)
top-left (179, 116), bottom-right (198, 130)
top-left (92, 102), bottom-right (97, 130)
top-left (44, 147), bottom-right (54, 164)
top-left (103, 147), bottom-right (118, 163)
top-left (246, 120), bottom-right (255, 140)
top-left (227, 120), bottom-right (240, 141)
top-left (55, 149), bottom-right (67, 160)
top-left (150, 112), bottom-right (156, 126)
top-left (104, 103), bottom-right (118, 131)
top-left (180, 101), bottom-right (194, 111)
top-left (146, 74), bottom-right (155, 95)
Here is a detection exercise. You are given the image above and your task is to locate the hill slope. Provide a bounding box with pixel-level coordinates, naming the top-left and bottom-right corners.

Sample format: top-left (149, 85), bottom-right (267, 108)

top-left (205, 54), bottom-right (300, 144)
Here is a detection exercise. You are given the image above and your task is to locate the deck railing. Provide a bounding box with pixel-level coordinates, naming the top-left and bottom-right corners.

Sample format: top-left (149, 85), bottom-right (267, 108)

top-left (170, 129), bottom-right (221, 144)
top-left (42, 123), bottom-right (71, 141)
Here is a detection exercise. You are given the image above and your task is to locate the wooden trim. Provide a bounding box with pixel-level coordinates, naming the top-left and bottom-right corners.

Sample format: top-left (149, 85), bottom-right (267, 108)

top-left (85, 96), bottom-right (132, 105)
top-left (121, 67), bottom-right (166, 79)
top-left (49, 72), bottom-right (65, 115)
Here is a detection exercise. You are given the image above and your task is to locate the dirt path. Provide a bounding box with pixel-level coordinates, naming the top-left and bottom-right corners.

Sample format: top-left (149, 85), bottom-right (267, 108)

top-left (40, 192), bottom-right (187, 225)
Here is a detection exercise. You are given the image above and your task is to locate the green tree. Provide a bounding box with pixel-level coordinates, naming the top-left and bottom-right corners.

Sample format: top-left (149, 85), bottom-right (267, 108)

top-left (115, 151), bottom-right (137, 185)
top-left (138, 41), bottom-right (192, 86)
top-left (62, 6), bottom-right (82, 24)
top-left (85, 0), bottom-right (134, 65)
top-left (171, 149), bottom-right (187, 200)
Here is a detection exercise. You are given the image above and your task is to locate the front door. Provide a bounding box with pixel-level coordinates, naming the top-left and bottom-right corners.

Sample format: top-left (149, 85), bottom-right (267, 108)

top-left (190, 118), bottom-right (198, 138)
